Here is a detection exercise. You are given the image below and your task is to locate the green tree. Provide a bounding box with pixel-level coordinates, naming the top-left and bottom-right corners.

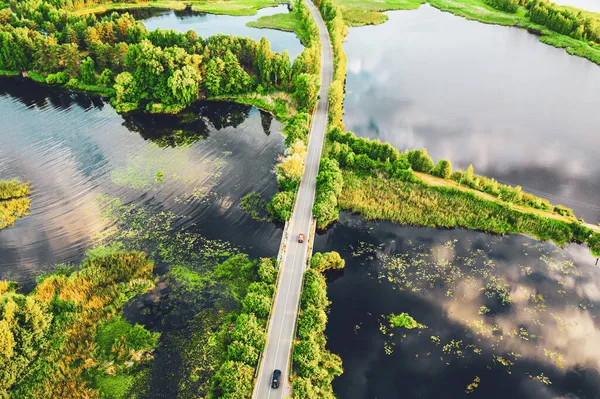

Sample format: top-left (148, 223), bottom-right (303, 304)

top-left (406, 149), bottom-right (435, 173)
top-left (168, 65), bottom-right (200, 106)
top-left (98, 68), bottom-right (114, 86)
top-left (257, 258), bottom-right (277, 284)
top-left (213, 360), bottom-right (254, 399)
top-left (255, 37), bottom-right (273, 85)
top-left (293, 73), bottom-right (320, 111)
top-left (229, 313), bottom-right (266, 349)
top-left (241, 292), bottom-right (271, 318)
top-left (80, 56), bottom-right (96, 85)
top-left (432, 159), bottom-right (452, 179)
top-left (268, 190), bottom-right (294, 222)
top-left (227, 341), bottom-right (259, 366)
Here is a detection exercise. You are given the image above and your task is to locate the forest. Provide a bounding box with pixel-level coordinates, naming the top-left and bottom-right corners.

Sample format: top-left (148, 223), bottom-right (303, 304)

top-left (0, 250), bottom-right (157, 398)
top-left (0, 0), bottom-right (321, 113)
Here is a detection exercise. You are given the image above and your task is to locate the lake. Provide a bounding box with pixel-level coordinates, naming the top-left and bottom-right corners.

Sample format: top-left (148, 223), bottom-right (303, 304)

top-left (315, 212), bottom-right (600, 398)
top-left (106, 4), bottom-right (304, 58)
top-left (343, 4), bottom-right (600, 223)
top-left (553, 0), bottom-right (600, 12)
top-left (0, 77), bottom-right (284, 288)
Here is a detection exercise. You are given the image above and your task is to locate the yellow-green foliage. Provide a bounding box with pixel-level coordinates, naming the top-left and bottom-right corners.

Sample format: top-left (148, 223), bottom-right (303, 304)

top-left (6, 251), bottom-right (156, 398)
top-left (333, 0), bottom-right (425, 26)
top-left (293, 268), bottom-right (343, 397)
top-left (339, 170), bottom-right (592, 250)
top-left (0, 180), bottom-right (31, 230)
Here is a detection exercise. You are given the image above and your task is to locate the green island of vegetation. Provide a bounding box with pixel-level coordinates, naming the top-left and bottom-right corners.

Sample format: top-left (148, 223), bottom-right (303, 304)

top-left (0, 180), bottom-right (31, 229)
top-left (0, 249), bottom-right (158, 398)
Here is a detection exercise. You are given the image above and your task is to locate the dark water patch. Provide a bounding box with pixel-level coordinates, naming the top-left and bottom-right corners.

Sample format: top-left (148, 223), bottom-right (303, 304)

top-left (315, 212), bottom-right (600, 398)
top-left (104, 4), bottom-right (304, 58)
top-left (0, 77), bottom-right (284, 289)
top-left (343, 4), bottom-right (600, 222)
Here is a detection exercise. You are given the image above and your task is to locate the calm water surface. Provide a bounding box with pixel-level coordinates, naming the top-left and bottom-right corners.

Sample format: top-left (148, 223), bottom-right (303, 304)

top-left (316, 212), bottom-right (600, 399)
top-left (115, 4), bottom-right (303, 58)
top-left (553, 0), bottom-right (600, 12)
top-left (344, 5), bottom-right (600, 222)
top-left (0, 78), bottom-right (284, 287)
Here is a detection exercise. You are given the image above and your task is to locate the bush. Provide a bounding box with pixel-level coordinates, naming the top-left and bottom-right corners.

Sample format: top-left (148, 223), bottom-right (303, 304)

top-left (553, 204), bottom-right (575, 218)
top-left (268, 190), bottom-right (294, 222)
top-left (432, 159), bottom-right (452, 179)
top-left (257, 258), bottom-right (277, 284)
top-left (310, 251), bottom-right (345, 272)
top-left (45, 71), bottom-right (68, 85)
top-left (588, 233), bottom-right (600, 257)
top-left (406, 149), bottom-right (434, 173)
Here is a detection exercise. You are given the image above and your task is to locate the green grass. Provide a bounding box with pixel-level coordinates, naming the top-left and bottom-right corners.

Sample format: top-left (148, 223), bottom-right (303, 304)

top-left (339, 170), bottom-right (591, 249)
top-left (0, 69), bottom-right (19, 77)
top-left (335, 0), bottom-right (425, 26)
top-left (73, 0), bottom-right (288, 16)
top-left (95, 373), bottom-right (135, 399)
top-left (247, 10), bottom-right (310, 44)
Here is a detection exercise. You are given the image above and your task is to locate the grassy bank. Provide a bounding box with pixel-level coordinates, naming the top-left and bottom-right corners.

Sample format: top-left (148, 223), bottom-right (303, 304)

top-left (2, 250), bottom-right (158, 398)
top-left (0, 180), bottom-right (31, 229)
top-left (340, 170), bottom-right (600, 254)
top-left (335, 0), bottom-right (425, 26)
top-left (72, 0), bottom-right (288, 16)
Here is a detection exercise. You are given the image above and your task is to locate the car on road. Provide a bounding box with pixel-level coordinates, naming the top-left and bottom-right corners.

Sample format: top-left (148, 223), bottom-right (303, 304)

top-left (298, 233), bottom-right (305, 243)
top-left (271, 369), bottom-right (281, 389)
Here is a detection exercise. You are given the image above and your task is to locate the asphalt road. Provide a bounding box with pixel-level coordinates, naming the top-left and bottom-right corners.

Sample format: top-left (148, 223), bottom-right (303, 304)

top-left (252, 1), bottom-right (333, 398)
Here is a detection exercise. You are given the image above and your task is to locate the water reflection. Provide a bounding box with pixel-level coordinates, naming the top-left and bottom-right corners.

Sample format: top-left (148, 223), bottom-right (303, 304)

top-left (316, 212), bottom-right (600, 398)
top-left (552, 0), bottom-right (600, 12)
top-left (0, 77), bottom-right (284, 288)
top-left (343, 5), bottom-right (600, 222)
top-left (107, 4), bottom-right (304, 58)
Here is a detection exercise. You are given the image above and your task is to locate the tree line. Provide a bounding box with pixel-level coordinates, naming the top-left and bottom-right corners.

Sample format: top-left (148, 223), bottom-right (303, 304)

top-left (0, 0), bottom-right (321, 113)
top-left (292, 252), bottom-right (344, 399)
top-left (482, 0), bottom-right (600, 44)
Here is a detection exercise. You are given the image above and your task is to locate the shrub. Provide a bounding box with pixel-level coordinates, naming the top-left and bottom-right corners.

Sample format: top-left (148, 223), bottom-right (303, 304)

top-left (406, 149), bottom-right (434, 173)
top-left (310, 252), bottom-right (345, 272)
top-left (432, 159), bottom-right (452, 179)
top-left (553, 204), bottom-right (575, 218)
top-left (588, 234), bottom-right (600, 257)
top-left (268, 190), bottom-right (294, 222)
top-left (257, 258), bottom-right (277, 284)
top-left (45, 71), bottom-right (68, 85)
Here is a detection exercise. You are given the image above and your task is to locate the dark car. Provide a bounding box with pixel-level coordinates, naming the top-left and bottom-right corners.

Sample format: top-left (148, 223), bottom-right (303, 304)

top-left (298, 233), bottom-right (305, 243)
top-left (271, 369), bottom-right (282, 389)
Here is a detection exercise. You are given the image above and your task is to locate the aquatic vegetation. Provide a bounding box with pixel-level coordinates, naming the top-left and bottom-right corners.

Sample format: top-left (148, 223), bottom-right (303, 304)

top-left (465, 376), bottom-right (481, 393)
top-left (240, 192), bottom-right (272, 222)
top-left (0, 180), bottom-right (31, 229)
top-left (339, 170), bottom-right (599, 256)
top-left (370, 236), bottom-right (599, 392)
top-left (3, 250), bottom-right (156, 398)
top-left (388, 312), bottom-right (425, 329)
